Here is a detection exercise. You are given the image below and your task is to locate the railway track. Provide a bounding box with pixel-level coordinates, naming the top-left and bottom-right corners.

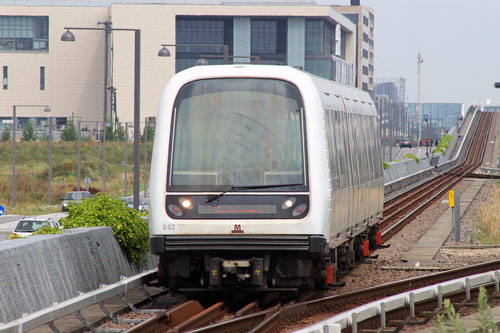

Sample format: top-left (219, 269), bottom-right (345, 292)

top-left (109, 260), bottom-right (500, 332)
top-left (6, 112), bottom-right (495, 332)
top-left (379, 111), bottom-right (493, 244)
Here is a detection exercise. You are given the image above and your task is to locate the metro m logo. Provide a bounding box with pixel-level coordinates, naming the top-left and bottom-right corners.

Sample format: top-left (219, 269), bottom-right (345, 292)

top-left (231, 224), bottom-right (244, 233)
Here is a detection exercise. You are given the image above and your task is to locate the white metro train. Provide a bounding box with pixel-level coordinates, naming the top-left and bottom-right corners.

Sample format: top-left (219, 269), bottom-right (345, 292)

top-left (149, 65), bottom-right (384, 292)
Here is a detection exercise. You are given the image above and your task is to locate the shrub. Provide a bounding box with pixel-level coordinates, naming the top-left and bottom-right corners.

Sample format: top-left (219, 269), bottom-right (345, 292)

top-left (383, 160), bottom-right (390, 169)
top-left (405, 153), bottom-right (420, 163)
top-left (1, 126), bottom-right (11, 141)
top-left (7, 233), bottom-right (24, 240)
top-left (22, 120), bottom-right (37, 141)
top-left (59, 193), bottom-right (149, 267)
top-left (33, 226), bottom-right (63, 235)
top-left (61, 120), bottom-right (77, 141)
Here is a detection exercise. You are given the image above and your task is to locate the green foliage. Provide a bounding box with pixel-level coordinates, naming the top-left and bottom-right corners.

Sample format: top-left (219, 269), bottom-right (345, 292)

top-left (61, 120), bottom-right (77, 141)
top-left (22, 120), bottom-right (37, 141)
top-left (59, 193), bottom-right (149, 267)
top-left (433, 148), bottom-right (447, 156)
top-left (433, 134), bottom-right (454, 156)
top-left (383, 160), bottom-right (390, 169)
top-left (433, 287), bottom-right (495, 333)
top-left (7, 233), bottom-right (24, 240)
top-left (142, 123), bottom-right (155, 143)
top-left (433, 298), bottom-right (465, 332)
top-left (105, 122), bottom-right (126, 142)
top-left (474, 287), bottom-right (496, 332)
top-left (1, 126), bottom-right (11, 141)
top-left (404, 153), bottom-right (420, 163)
top-left (33, 226), bottom-right (63, 235)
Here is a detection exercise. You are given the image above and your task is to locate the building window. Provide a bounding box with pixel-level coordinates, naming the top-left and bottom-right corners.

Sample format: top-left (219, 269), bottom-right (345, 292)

top-left (305, 20), bottom-right (323, 55)
top-left (362, 82), bottom-right (368, 91)
top-left (0, 16), bottom-right (49, 52)
top-left (3, 66), bottom-right (7, 90)
top-left (363, 32), bottom-right (369, 43)
top-left (362, 16), bottom-right (369, 26)
top-left (362, 49), bottom-right (368, 58)
top-left (251, 19), bottom-right (287, 64)
top-left (40, 66), bottom-right (45, 90)
top-left (305, 20), bottom-right (336, 57)
top-left (175, 17), bottom-right (233, 72)
top-left (362, 66), bottom-right (368, 75)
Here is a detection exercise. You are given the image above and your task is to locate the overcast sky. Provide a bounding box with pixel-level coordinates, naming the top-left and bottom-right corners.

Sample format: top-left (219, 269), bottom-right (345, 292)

top-left (329, 0), bottom-right (500, 104)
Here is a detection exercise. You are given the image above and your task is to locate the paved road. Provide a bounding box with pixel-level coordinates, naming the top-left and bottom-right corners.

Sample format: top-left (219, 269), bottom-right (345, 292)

top-left (0, 213), bottom-right (67, 242)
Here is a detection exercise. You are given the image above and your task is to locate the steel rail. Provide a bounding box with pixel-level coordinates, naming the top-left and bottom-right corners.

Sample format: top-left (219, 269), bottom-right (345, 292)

top-left (380, 112), bottom-right (493, 243)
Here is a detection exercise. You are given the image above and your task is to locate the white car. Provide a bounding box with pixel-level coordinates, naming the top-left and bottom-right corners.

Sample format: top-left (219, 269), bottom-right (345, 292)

top-left (11, 217), bottom-right (61, 237)
top-left (121, 196), bottom-right (148, 213)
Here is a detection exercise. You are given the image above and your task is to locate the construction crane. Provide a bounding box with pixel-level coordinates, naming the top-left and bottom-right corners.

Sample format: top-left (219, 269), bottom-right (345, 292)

top-left (417, 51), bottom-right (423, 142)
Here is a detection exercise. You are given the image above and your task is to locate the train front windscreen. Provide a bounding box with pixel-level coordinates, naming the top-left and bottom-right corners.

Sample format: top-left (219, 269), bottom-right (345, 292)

top-left (167, 78), bottom-right (307, 193)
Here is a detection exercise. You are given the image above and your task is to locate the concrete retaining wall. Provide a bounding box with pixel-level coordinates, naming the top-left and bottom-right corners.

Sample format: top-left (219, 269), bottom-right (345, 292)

top-left (0, 227), bottom-right (152, 323)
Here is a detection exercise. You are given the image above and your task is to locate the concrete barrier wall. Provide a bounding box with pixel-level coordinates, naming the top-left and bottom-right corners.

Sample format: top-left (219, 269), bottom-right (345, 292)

top-left (0, 227), bottom-right (153, 323)
top-left (383, 107), bottom-right (477, 192)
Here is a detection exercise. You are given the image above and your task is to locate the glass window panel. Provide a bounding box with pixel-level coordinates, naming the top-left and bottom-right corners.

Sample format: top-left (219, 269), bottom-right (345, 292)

top-left (0, 16), bottom-right (47, 51)
top-left (169, 78), bottom-right (306, 191)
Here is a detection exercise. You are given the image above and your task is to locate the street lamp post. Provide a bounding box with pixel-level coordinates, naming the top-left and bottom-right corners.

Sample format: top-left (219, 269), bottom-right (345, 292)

top-left (125, 122), bottom-right (129, 197)
top-left (77, 119), bottom-right (81, 191)
top-left (48, 115), bottom-right (53, 204)
top-left (12, 105), bottom-right (51, 208)
top-left (61, 26), bottom-right (141, 210)
top-left (103, 121), bottom-right (111, 192)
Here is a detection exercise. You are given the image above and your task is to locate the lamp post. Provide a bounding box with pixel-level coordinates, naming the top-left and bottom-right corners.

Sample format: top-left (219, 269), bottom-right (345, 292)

top-left (12, 105), bottom-right (51, 208)
top-left (77, 119), bottom-right (81, 191)
top-left (158, 43), bottom-right (229, 64)
top-left (144, 119), bottom-right (153, 198)
top-left (61, 26), bottom-right (141, 210)
top-left (125, 122), bottom-right (129, 197)
top-left (103, 120), bottom-right (111, 192)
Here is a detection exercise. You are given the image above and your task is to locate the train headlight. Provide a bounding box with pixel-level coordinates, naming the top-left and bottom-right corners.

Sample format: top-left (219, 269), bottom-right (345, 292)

top-left (168, 204), bottom-right (183, 217)
top-left (282, 197), bottom-right (296, 209)
top-left (292, 204), bottom-right (307, 216)
top-left (179, 197), bottom-right (193, 209)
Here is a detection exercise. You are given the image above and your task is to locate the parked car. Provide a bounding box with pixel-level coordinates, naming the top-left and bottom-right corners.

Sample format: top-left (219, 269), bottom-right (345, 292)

top-left (61, 190), bottom-right (93, 212)
top-left (121, 196), bottom-right (148, 213)
top-left (399, 139), bottom-right (412, 148)
top-left (11, 216), bottom-right (61, 237)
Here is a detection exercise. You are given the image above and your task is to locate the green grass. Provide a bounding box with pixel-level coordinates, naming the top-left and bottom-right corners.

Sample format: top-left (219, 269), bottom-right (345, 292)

top-left (0, 141), bottom-right (152, 216)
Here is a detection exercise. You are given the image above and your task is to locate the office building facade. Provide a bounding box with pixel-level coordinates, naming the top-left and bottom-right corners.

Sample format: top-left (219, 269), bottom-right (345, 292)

top-left (0, 0), bottom-right (367, 129)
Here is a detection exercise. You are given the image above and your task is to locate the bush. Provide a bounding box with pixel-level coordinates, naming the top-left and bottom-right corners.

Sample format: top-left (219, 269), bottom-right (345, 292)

top-left (383, 160), bottom-right (390, 169)
top-left (22, 120), bottom-right (37, 141)
top-left (405, 153), bottom-right (419, 163)
top-left (59, 193), bottom-right (149, 267)
top-left (61, 120), bottom-right (77, 141)
top-left (33, 226), bottom-right (63, 235)
top-left (1, 126), bottom-right (11, 141)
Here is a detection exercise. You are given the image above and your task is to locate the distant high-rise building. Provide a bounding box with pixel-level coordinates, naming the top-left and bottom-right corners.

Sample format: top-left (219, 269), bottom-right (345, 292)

top-left (335, 5), bottom-right (375, 94)
top-left (374, 78), bottom-right (406, 103)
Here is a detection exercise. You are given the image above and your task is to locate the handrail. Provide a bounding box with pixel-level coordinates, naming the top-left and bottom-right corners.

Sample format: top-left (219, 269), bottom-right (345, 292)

top-left (295, 269), bottom-right (500, 333)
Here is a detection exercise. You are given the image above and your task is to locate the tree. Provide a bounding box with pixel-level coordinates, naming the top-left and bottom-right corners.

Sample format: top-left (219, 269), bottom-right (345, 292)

top-left (1, 126), bottom-right (11, 141)
top-left (22, 120), bottom-right (37, 141)
top-left (142, 123), bottom-right (155, 143)
top-left (104, 121), bottom-right (125, 142)
top-left (61, 120), bottom-right (77, 141)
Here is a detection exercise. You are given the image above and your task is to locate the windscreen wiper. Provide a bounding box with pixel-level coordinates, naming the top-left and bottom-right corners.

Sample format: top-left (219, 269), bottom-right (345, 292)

top-left (206, 183), bottom-right (303, 204)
